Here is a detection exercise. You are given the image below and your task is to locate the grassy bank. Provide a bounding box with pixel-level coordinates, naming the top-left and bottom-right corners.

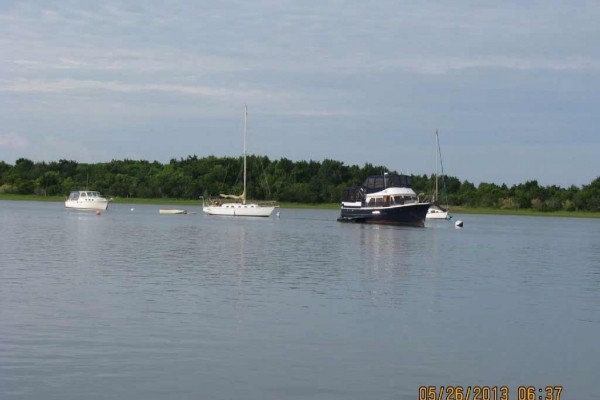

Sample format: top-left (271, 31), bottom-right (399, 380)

top-left (0, 194), bottom-right (205, 206)
top-left (0, 194), bottom-right (339, 209)
top-left (449, 206), bottom-right (599, 218)
top-left (277, 202), bottom-right (338, 209)
top-left (111, 198), bottom-right (340, 209)
top-left (1, 194), bottom-right (597, 217)
top-left (0, 194), bottom-right (65, 202)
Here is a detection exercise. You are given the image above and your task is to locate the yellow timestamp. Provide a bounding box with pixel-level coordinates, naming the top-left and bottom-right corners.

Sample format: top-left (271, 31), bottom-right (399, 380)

top-left (418, 385), bottom-right (563, 400)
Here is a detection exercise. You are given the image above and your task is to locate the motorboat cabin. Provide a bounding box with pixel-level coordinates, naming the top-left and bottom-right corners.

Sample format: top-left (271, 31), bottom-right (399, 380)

top-left (65, 190), bottom-right (109, 211)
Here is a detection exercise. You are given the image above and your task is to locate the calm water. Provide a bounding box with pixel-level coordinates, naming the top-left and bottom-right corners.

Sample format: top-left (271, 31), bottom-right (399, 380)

top-left (1, 201), bottom-right (598, 399)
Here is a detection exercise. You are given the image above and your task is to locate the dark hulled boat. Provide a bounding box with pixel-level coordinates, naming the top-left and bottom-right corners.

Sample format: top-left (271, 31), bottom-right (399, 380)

top-left (337, 174), bottom-right (430, 227)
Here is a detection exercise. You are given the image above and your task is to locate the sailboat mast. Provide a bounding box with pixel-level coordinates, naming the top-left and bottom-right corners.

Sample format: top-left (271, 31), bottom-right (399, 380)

top-left (243, 106), bottom-right (247, 204)
top-left (435, 130), bottom-right (439, 203)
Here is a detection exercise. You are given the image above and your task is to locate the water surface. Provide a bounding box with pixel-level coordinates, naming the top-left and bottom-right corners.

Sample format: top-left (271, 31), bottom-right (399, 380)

top-left (1, 201), bottom-right (598, 399)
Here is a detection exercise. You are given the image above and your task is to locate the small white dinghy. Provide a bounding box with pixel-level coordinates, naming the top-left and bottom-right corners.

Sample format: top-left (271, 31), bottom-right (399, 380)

top-left (159, 209), bottom-right (188, 215)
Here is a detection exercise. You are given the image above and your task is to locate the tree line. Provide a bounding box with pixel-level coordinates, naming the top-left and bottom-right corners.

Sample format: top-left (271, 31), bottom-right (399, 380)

top-left (0, 157), bottom-right (598, 211)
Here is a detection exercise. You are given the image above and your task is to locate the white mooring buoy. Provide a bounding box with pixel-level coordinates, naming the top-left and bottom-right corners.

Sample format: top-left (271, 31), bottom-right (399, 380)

top-left (455, 220), bottom-right (463, 228)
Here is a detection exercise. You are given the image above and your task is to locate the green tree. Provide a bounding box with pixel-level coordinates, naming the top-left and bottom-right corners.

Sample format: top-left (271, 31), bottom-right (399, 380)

top-left (575, 177), bottom-right (600, 211)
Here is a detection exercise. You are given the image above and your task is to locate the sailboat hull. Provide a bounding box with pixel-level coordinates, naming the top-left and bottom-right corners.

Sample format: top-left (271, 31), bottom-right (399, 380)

top-left (426, 205), bottom-right (451, 220)
top-left (203, 203), bottom-right (274, 217)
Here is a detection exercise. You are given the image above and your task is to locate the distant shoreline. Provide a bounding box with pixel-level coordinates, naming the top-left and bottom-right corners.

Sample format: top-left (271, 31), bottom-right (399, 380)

top-left (1, 194), bottom-right (598, 218)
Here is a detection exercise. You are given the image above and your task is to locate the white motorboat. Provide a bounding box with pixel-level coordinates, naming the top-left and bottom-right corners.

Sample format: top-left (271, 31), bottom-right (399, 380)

top-left (426, 130), bottom-right (452, 220)
top-left (65, 190), bottom-right (109, 211)
top-left (203, 106), bottom-right (276, 218)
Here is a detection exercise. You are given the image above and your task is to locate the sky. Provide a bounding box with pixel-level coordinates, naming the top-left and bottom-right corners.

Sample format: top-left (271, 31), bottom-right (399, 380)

top-left (1, 1), bottom-right (599, 187)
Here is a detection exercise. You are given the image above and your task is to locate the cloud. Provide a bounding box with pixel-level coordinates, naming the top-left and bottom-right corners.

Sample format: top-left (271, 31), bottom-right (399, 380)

top-left (1, 1), bottom-right (599, 185)
top-left (2, 79), bottom-right (240, 96)
top-left (0, 132), bottom-right (29, 149)
top-left (38, 134), bottom-right (101, 163)
top-left (1, 78), bottom-right (292, 108)
top-left (3, 1), bottom-right (598, 79)
top-left (389, 55), bottom-right (600, 75)
top-left (56, 58), bottom-right (86, 69)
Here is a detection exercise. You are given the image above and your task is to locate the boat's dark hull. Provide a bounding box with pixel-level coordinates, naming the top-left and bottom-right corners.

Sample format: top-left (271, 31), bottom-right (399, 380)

top-left (337, 203), bottom-right (430, 227)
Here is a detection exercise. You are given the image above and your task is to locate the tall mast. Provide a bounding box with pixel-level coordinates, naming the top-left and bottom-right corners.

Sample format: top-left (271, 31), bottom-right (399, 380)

top-left (435, 130), bottom-right (439, 203)
top-left (243, 105), bottom-right (247, 204)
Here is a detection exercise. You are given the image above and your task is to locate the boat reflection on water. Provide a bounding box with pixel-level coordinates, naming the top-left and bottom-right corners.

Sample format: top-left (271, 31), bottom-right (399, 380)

top-left (337, 223), bottom-right (419, 306)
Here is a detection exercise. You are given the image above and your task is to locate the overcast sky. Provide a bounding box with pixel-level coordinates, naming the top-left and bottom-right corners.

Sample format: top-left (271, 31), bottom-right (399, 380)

top-left (1, 1), bottom-right (598, 187)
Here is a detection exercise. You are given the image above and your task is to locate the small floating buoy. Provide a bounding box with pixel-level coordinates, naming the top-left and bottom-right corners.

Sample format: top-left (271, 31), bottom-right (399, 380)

top-left (131, 208), bottom-right (135, 211)
top-left (96, 210), bottom-right (101, 216)
top-left (276, 211), bottom-right (280, 218)
top-left (455, 220), bottom-right (463, 228)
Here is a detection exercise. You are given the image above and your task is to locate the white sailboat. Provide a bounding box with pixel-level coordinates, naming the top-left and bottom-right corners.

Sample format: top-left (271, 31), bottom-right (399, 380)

top-left (202, 106), bottom-right (275, 217)
top-left (426, 130), bottom-right (452, 220)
